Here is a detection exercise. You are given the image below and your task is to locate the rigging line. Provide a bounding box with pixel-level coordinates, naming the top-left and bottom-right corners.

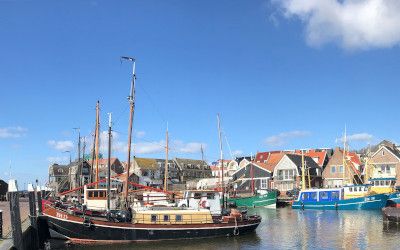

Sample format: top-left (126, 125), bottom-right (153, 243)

top-left (137, 83), bottom-right (167, 124)
top-left (223, 129), bottom-right (234, 160)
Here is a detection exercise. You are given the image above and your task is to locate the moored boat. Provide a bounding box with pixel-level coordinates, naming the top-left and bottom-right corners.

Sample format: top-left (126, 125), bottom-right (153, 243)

top-left (292, 188), bottom-right (388, 210)
top-left (382, 207), bottom-right (400, 223)
top-left (227, 191), bottom-right (277, 208)
top-left (41, 203), bottom-right (261, 243)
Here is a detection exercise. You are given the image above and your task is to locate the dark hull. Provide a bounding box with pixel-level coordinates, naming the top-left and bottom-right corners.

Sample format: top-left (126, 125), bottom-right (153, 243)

top-left (383, 207), bottom-right (400, 223)
top-left (42, 208), bottom-right (261, 243)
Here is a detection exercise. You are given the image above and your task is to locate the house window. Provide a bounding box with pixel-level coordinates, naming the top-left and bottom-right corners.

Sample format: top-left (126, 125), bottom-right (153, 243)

top-left (260, 179), bottom-right (268, 189)
top-left (331, 166), bottom-right (336, 173)
top-left (151, 215), bottom-right (157, 222)
top-left (339, 166), bottom-right (344, 173)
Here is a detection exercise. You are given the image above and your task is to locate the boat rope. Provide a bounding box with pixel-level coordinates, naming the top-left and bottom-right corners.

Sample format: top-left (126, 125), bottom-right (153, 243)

top-left (233, 217), bottom-right (239, 236)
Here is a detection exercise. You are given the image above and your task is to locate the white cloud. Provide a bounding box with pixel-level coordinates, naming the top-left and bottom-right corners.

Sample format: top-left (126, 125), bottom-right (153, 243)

top-left (171, 141), bottom-right (205, 154)
top-left (48, 140), bottom-right (74, 151)
top-left (0, 126), bottom-right (27, 138)
top-left (336, 133), bottom-right (373, 143)
top-left (275, 0), bottom-right (400, 50)
top-left (232, 150), bottom-right (244, 157)
top-left (47, 156), bottom-right (68, 164)
top-left (135, 130), bottom-right (146, 139)
top-left (135, 141), bottom-right (165, 154)
top-left (265, 130), bottom-right (311, 147)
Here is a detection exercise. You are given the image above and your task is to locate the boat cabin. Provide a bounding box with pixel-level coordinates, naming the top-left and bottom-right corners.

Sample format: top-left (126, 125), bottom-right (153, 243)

top-left (297, 189), bottom-right (344, 203)
top-left (343, 185), bottom-right (370, 199)
top-left (132, 191), bottom-right (174, 208)
top-left (177, 190), bottom-right (221, 215)
top-left (369, 178), bottom-right (396, 194)
top-left (132, 208), bottom-right (213, 224)
top-left (83, 186), bottom-right (119, 211)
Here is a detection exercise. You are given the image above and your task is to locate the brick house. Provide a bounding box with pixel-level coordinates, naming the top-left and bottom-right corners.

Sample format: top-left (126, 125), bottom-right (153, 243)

top-left (368, 141), bottom-right (400, 185)
top-left (322, 147), bottom-right (362, 187)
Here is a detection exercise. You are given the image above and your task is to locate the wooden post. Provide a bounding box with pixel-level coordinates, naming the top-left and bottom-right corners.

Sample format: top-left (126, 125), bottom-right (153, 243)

top-left (37, 186), bottom-right (42, 215)
top-left (28, 183), bottom-right (40, 250)
top-left (0, 209), bottom-right (3, 239)
top-left (8, 179), bottom-right (23, 250)
top-left (28, 184), bottom-right (37, 226)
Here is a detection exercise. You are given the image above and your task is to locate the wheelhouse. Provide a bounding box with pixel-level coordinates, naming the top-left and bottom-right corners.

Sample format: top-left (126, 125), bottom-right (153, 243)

top-left (369, 178), bottom-right (396, 194)
top-left (297, 189), bottom-right (343, 202)
top-left (343, 185), bottom-right (370, 199)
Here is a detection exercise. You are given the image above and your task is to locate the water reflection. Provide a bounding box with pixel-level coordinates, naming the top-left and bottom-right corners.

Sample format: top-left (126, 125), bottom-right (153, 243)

top-left (65, 207), bottom-right (400, 250)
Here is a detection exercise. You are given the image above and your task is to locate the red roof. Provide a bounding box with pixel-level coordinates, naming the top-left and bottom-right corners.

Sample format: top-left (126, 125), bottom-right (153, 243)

top-left (255, 152), bottom-right (270, 163)
top-left (305, 150), bottom-right (327, 167)
top-left (347, 152), bottom-right (361, 166)
top-left (255, 152), bottom-right (285, 172)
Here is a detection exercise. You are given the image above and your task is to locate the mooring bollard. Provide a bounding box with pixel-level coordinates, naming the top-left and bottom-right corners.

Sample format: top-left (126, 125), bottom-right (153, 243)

top-left (8, 179), bottom-right (23, 250)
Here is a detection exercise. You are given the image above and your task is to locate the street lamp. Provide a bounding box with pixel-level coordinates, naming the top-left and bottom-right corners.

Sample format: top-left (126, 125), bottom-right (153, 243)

top-left (64, 150), bottom-right (71, 164)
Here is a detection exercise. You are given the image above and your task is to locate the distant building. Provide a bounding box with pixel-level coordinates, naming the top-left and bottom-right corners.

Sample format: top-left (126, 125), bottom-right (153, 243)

top-left (368, 140), bottom-right (400, 185)
top-left (273, 154), bottom-right (322, 193)
top-left (173, 158), bottom-right (211, 182)
top-left (48, 160), bottom-right (91, 193)
top-left (231, 162), bottom-right (272, 192)
top-left (322, 147), bottom-right (362, 187)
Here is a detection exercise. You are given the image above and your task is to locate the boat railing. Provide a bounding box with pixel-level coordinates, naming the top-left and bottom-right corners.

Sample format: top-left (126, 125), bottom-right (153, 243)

top-left (133, 213), bottom-right (213, 224)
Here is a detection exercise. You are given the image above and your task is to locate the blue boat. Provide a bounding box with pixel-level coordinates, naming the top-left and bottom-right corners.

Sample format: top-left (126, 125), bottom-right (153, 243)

top-left (292, 188), bottom-right (388, 210)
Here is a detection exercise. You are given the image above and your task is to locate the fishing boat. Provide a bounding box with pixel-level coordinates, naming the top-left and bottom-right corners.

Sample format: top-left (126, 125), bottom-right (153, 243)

top-left (227, 190), bottom-right (277, 208)
top-left (368, 177), bottom-right (400, 206)
top-left (292, 188), bottom-right (388, 210)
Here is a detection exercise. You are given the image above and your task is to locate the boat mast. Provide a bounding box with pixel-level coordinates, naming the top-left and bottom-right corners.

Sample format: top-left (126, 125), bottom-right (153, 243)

top-left (301, 150), bottom-right (306, 191)
top-left (217, 114), bottom-right (225, 209)
top-left (121, 56), bottom-right (136, 201)
top-left (251, 163), bottom-right (254, 194)
top-left (95, 101), bottom-right (100, 188)
top-left (164, 125), bottom-right (169, 191)
top-left (107, 113), bottom-right (112, 211)
top-left (342, 125), bottom-right (347, 186)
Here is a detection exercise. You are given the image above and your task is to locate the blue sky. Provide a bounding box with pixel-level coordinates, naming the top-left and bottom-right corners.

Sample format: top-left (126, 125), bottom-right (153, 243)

top-left (1, 0), bottom-right (400, 188)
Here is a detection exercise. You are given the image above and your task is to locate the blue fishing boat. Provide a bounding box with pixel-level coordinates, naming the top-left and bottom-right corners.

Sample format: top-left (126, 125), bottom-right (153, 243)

top-left (292, 188), bottom-right (388, 210)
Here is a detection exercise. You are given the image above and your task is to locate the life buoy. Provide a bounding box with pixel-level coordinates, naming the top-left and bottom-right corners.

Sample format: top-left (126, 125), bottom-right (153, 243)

top-left (200, 200), bottom-right (207, 209)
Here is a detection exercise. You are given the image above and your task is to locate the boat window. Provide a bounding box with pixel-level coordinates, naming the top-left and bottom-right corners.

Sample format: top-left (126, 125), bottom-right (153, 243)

top-left (386, 180), bottom-right (390, 186)
top-left (349, 187), bottom-right (353, 192)
top-left (301, 193), bottom-right (309, 201)
top-left (331, 191), bottom-right (340, 201)
top-left (364, 187), bottom-right (368, 191)
top-left (163, 215), bottom-right (169, 222)
top-left (206, 193), bottom-right (215, 199)
top-left (151, 215), bottom-right (157, 223)
top-left (176, 215), bottom-right (182, 222)
top-left (358, 187), bottom-right (362, 192)
top-left (380, 181), bottom-right (385, 186)
top-left (310, 192), bottom-right (317, 201)
top-left (194, 193), bottom-right (202, 199)
top-left (320, 191), bottom-right (329, 200)
top-left (94, 191), bottom-right (98, 197)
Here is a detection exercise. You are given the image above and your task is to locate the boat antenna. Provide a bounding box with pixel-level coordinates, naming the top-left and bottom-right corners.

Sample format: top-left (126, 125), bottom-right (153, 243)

top-left (342, 125), bottom-right (347, 186)
top-left (121, 56), bottom-right (136, 204)
top-left (107, 113), bottom-right (112, 212)
top-left (217, 114), bottom-right (225, 209)
top-left (164, 123), bottom-right (169, 191)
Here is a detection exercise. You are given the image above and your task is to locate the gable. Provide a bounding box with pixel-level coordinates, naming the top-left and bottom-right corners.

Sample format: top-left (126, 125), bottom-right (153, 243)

top-left (273, 155), bottom-right (298, 176)
top-left (371, 146), bottom-right (400, 164)
top-left (232, 163), bottom-right (271, 180)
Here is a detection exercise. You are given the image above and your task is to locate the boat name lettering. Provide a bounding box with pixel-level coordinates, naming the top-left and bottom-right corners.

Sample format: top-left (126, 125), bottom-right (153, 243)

top-left (56, 212), bottom-right (68, 220)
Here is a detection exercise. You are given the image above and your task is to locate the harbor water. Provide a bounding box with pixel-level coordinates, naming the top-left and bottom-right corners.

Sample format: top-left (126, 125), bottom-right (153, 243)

top-left (62, 207), bottom-right (400, 249)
